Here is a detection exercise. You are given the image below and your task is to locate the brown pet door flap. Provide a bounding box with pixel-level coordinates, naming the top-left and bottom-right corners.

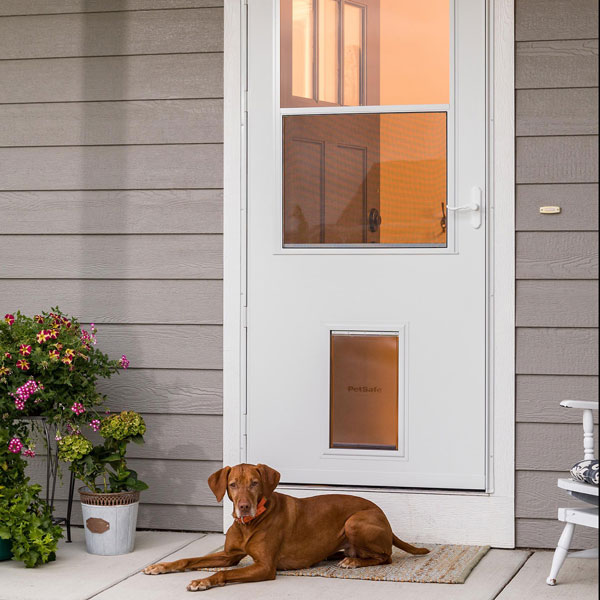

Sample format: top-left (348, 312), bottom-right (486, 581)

top-left (330, 332), bottom-right (399, 450)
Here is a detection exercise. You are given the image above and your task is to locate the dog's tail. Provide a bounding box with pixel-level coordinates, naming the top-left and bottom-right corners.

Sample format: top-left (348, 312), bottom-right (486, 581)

top-left (392, 534), bottom-right (430, 555)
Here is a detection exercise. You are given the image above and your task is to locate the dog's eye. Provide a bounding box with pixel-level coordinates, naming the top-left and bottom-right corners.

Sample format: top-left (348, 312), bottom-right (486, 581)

top-left (250, 481), bottom-right (258, 487)
top-left (229, 482), bottom-right (237, 488)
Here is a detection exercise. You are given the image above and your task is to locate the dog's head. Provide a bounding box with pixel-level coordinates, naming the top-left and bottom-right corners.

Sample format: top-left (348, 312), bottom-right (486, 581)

top-left (208, 463), bottom-right (280, 520)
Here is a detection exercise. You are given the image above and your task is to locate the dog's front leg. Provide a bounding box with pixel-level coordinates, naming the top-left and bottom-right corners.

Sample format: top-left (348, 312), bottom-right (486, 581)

top-left (143, 550), bottom-right (245, 575)
top-left (187, 562), bottom-right (276, 592)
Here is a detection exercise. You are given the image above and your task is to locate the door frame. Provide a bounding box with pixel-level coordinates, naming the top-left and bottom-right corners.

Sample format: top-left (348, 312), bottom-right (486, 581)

top-left (223, 0), bottom-right (515, 547)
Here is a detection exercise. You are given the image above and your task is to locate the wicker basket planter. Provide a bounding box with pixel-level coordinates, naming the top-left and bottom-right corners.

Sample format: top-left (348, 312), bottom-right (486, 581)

top-left (79, 487), bottom-right (140, 556)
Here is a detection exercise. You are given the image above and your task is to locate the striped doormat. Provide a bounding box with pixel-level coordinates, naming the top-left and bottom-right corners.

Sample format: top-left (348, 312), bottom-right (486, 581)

top-left (205, 543), bottom-right (490, 584)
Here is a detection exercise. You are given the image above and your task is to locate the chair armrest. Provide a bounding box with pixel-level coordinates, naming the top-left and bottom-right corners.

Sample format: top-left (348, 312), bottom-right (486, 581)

top-left (561, 400), bottom-right (599, 411)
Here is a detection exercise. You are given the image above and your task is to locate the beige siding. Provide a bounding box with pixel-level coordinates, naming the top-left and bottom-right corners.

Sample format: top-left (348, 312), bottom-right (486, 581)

top-left (0, 4), bottom-right (223, 530)
top-left (515, 0), bottom-right (599, 549)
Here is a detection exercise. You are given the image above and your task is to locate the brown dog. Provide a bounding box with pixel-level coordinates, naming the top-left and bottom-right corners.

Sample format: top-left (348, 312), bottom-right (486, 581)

top-left (143, 463), bottom-right (428, 592)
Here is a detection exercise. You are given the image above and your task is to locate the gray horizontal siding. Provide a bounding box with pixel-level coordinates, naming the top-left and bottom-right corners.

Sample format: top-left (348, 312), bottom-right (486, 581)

top-left (0, 54), bottom-right (223, 103)
top-left (0, 145), bottom-right (223, 190)
top-left (0, 190), bottom-right (223, 234)
top-left (0, 235), bottom-right (223, 279)
top-left (1, 3), bottom-right (224, 531)
top-left (0, 100), bottom-right (223, 146)
top-left (0, 280), bottom-right (223, 324)
top-left (516, 376), bottom-right (599, 424)
top-left (516, 136), bottom-right (598, 184)
top-left (516, 184), bottom-right (598, 231)
top-left (0, 9), bottom-right (223, 59)
top-left (516, 232), bottom-right (598, 279)
top-left (0, 1), bottom-right (223, 15)
top-left (51, 500), bottom-right (222, 532)
top-left (516, 0), bottom-right (600, 41)
top-left (516, 39), bottom-right (599, 89)
top-left (516, 88), bottom-right (598, 136)
top-left (516, 280), bottom-right (598, 327)
top-left (515, 0), bottom-right (598, 549)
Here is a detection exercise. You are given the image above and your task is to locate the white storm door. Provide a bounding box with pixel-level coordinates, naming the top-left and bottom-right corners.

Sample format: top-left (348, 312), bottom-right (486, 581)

top-left (245, 0), bottom-right (487, 489)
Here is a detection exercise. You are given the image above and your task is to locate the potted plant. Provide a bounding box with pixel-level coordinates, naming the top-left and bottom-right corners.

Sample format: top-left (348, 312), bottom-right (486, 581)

top-left (58, 411), bottom-right (148, 556)
top-left (0, 429), bottom-right (63, 567)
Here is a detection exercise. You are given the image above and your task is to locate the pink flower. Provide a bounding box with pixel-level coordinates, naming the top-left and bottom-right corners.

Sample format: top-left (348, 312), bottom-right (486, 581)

top-left (120, 354), bottom-right (130, 369)
top-left (23, 448), bottom-right (36, 458)
top-left (4, 314), bottom-right (14, 325)
top-left (89, 419), bottom-right (101, 432)
top-left (16, 359), bottom-right (30, 371)
top-left (37, 330), bottom-right (51, 344)
top-left (48, 349), bottom-right (60, 360)
top-left (34, 315), bottom-right (44, 324)
top-left (19, 344), bottom-right (32, 356)
top-left (10, 379), bottom-right (42, 410)
top-left (71, 402), bottom-right (85, 416)
top-left (8, 437), bottom-right (23, 454)
top-left (4, 352), bottom-right (11, 359)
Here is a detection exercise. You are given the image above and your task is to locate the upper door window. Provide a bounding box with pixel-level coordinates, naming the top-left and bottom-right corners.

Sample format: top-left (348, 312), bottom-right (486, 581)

top-left (281, 0), bottom-right (450, 108)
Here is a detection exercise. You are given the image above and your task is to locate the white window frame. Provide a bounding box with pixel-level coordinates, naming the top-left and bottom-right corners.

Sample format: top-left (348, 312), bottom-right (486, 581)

top-left (223, 0), bottom-right (515, 547)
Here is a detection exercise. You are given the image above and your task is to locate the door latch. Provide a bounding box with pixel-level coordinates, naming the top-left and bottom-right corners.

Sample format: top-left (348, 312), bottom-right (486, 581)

top-left (446, 187), bottom-right (482, 229)
top-left (368, 208), bottom-right (382, 233)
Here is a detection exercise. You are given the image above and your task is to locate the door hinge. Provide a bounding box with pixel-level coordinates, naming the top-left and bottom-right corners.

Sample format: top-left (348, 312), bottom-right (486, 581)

top-left (240, 413), bottom-right (248, 458)
top-left (241, 306), bottom-right (248, 328)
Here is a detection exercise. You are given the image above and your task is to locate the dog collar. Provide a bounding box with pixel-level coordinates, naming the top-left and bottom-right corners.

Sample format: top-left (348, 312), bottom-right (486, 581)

top-left (234, 497), bottom-right (267, 525)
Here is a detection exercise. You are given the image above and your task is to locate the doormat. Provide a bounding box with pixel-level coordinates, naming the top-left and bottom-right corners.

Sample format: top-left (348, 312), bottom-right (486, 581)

top-left (205, 543), bottom-right (490, 584)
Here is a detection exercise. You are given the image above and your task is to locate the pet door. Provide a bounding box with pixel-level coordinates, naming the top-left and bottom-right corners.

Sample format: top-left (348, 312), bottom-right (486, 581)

top-left (330, 331), bottom-right (399, 450)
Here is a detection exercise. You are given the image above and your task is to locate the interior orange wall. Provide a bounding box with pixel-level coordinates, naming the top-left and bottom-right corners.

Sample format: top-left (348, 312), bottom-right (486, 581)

top-left (379, 0), bottom-right (450, 105)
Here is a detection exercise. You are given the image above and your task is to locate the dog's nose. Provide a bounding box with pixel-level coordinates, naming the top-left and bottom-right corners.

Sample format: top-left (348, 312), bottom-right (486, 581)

top-left (238, 501), bottom-right (251, 513)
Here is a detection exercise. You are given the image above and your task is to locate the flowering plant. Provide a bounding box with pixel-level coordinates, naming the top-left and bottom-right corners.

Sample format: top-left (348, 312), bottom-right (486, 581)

top-left (1, 308), bottom-right (129, 447)
top-left (58, 411), bottom-right (148, 494)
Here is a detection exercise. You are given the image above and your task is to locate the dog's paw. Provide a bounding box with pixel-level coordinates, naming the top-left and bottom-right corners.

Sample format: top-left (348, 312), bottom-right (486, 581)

top-left (143, 563), bottom-right (170, 575)
top-left (337, 557), bottom-right (360, 569)
top-left (187, 578), bottom-right (211, 592)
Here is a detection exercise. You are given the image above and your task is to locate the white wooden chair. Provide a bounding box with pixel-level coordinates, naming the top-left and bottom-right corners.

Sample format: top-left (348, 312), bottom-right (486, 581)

top-left (546, 400), bottom-right (599, 586)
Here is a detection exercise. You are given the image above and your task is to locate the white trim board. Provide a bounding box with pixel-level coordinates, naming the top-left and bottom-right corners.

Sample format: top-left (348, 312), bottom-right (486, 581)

top-left (223, 0), bottom-right (515, 547)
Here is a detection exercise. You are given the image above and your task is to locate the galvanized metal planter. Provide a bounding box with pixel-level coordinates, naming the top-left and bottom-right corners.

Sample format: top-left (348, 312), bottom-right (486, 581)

top-left (79, 488), bottom-right (140, 556)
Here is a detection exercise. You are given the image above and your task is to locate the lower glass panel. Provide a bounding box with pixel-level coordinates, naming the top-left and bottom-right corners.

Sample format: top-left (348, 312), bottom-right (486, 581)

top-left (330, 332), bottom-right (399, 450)
top-left (283, 112), bottom-right (447, 247)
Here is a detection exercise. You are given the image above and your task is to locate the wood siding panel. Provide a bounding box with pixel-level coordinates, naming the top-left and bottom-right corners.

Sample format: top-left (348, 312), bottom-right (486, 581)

top-left (514, 0), bottom-right (598, 549)
top-left (93, 325), bottom-right (223, 370)
top-left (516, 184), bottom-right (598, 231)
top-left (0, 1), bottom-right (223, 15)
top-left (516, 40), bottom-right (599, 89)
top-left (516, 136), bottom-right (598, 184)
top-left (0, 4), bottom-right (224, 532)
top-left (100, 369), bottom-right (222, 415)
top-left (0, 190), bottom-right (223, 234)
top-left (516, 375), bottom-right (599, 423)
top-left (516, 423), bottom-right (599, 471)
top-left (29, 458), bottom-right (221, 506)
top-left (516, 232), bottom-right (598, 279)
top-left (0, 100), bottom-right (223, 146)
top-left (516, 518), bottom-right (598, 549)
top-left (51, 500), bottom-right (222, 532)
top-left (516, 328), bottom-right (599, 375)
top-left (516, 88), bottom-right (598, 136)
top-left (0, 54), bottom-right (223, 103)
top-left (0, 235), bottom-right (223, 279)
top-left (0, 9), bottom-right (223, 59)
top-left (516, 471), bottom-right (592, 518)
top-left (516, 0), bottom-right (599, 42)
top-left (516, 280), bottom-right (598, 327)
top-left (0, 145), bottom-right (223, 190)
top-left (0, 280), bottom-right (223, 324)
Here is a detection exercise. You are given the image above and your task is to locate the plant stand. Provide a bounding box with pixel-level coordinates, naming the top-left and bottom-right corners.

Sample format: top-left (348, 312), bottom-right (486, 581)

top-left (20, 417), bottom-right (76, 543)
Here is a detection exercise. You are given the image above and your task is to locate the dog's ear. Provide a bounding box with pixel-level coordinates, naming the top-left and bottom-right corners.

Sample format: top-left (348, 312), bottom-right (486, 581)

top-left (208, 466), bottom-right (231, 502)
top-left (257, 464), bottom-right (280, 497)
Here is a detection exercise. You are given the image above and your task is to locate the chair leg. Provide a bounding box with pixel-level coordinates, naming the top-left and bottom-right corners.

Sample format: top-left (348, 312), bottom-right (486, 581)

top-left (546, 522), bottom-right (575, 586)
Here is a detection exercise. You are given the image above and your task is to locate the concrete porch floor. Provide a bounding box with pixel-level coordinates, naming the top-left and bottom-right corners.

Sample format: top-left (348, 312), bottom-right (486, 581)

top-left (0, 529), bottom-right (597, 600)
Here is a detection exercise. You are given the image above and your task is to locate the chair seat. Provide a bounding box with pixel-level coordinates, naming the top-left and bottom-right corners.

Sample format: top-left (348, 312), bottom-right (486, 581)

top-left (558, 506), bottom-right (599, 529)
top-left (558, 478), bottom-right (598, 496)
